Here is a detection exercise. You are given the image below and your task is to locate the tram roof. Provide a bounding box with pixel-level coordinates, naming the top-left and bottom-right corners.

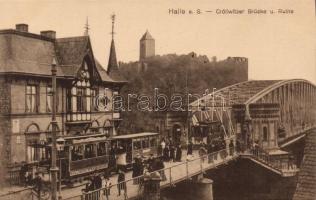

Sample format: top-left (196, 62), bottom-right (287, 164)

top-left (111, 132), bottom-right (159, 139)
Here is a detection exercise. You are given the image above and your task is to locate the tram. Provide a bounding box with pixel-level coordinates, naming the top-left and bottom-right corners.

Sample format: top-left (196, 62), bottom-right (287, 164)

top-left (111, 132), bottom-right (159, 170)
top-left (57, 132), bottom-right (159, 183)
top-left (58, 135), bottom-right (110, 183)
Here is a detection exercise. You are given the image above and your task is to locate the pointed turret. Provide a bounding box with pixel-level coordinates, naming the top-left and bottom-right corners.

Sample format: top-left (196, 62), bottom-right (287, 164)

top-left (106, 14), bottom-right (126, 83)
top-left (107, 39), bottom-right (119, 72)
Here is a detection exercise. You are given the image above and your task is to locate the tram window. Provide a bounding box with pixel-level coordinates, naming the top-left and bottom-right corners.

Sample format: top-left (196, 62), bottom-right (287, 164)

top-left (133, 140), bottom-right (141, 150)
top-left (97, 142), bottom-right (107, 156)
top-left (71, 145), bottom-right (84, 161)
top-left (150, 137), bottom-right (157, 147)
top-left (142, 138), bottom-right (149, 149)
top-left (84, 144), bottom-right (96, 158)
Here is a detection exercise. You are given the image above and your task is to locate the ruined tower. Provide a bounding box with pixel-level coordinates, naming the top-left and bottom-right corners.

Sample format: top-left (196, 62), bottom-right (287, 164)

top-left (139, 30), bottom-right (155, 61)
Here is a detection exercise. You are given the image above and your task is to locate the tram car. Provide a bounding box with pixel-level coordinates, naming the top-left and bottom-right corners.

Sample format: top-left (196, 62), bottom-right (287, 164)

top-left (111, 132), bottom-right (159, 170)
top-left (58, 135), bottom-right (111, 183)
top-left (57, 132), bottom-right (159, 183)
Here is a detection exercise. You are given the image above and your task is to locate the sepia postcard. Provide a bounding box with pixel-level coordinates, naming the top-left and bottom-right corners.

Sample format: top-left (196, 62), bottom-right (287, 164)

top-left (0, 0), bottom-right (315, 200)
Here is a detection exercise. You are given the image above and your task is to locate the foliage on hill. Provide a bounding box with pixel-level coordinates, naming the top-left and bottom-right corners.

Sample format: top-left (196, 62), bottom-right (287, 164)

top-left (117, 53), bottom-right (248, 134)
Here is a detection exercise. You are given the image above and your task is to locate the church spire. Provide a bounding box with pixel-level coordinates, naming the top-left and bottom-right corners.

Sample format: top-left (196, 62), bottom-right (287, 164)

top-left (84, 16), bottom-right (90, 36)
top-left (107, 13), bottom-right (119, 72)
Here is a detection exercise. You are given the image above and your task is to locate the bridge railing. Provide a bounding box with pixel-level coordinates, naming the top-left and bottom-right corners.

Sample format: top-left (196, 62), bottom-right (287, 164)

top-left (64, 148), bottom-right (237, 200)
top-left (248, 147), bottom-right (297, 174)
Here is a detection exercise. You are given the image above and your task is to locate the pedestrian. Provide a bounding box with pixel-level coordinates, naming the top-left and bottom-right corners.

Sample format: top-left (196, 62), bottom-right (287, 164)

top-left (20, 163), bottom-right (28, 186)
top-left (82, 178), bottom-right (94, 200)
top-left (236, 140), bottom-right (241, 153)
top-left (132, 157), bottom-right (143, 184)
top-left (109, 145), bottom-right (116, 173)
top-left (147, 154), bottom-right (155, 172)
top-left (157, 158), bottom-right (167, 181)
top-left (170, 145), bottom-right (175, 162)
top-left (229, 140), bottom-right (234, 156)
top-left (163, 145), bottom-right (170, 162)
top-left (94, 174), bottom-right (102, 200)
top-left (160, 139), bottom-right (166, 156)
top-left (117, 169), bottom-right (126, 197)
top-left (33, 172), bottom-right (42, 198)
top-left (103, 177), bottom-right (111, 200)
top-left (175, 144), bottom-right (182, 162)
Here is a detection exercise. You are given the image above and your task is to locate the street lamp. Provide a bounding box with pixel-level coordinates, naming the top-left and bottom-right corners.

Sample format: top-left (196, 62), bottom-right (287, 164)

top-left (57, 137), bottom-right (65, 199)
top-left (50, 57), bottom-right (58, 200)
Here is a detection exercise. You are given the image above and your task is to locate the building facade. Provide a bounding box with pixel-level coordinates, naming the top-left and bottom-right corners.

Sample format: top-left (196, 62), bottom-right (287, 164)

top-left (0, 23), bottom-right (126, 184)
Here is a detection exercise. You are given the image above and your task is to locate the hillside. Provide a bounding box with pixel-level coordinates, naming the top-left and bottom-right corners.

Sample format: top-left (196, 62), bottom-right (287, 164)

top-left (117, 53), bottom-right (248, 134)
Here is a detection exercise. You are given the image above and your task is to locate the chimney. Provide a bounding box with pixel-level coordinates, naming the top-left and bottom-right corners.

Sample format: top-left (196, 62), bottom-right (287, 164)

top-left (15, 24), bottom-right (28, 32)
top-left (40, 30), bottom-right (56, 39)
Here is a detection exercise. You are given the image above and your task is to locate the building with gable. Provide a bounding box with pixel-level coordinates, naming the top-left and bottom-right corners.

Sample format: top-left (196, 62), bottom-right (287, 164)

top-left (0, 23), bottom-right (126, 185)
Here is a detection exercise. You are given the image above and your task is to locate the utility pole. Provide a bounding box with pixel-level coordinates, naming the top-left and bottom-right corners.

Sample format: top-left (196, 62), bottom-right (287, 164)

top-left (51, 57), bottom-right (58, 200)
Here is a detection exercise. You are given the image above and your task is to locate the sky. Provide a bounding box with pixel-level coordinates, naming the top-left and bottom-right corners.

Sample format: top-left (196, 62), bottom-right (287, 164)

top-left (0, 0), bottom-right (315, 83)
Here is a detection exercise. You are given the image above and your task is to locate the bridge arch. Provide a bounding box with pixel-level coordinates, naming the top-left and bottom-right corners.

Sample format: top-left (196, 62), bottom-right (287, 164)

top-left (189, 79), bottom-right (316, 150)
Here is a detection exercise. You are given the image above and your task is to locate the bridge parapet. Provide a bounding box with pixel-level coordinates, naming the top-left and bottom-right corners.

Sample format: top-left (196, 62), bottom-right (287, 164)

top-left (63, 148), bottom-right (237, 200)
top-left (240, 147), bottom-right (299, 177)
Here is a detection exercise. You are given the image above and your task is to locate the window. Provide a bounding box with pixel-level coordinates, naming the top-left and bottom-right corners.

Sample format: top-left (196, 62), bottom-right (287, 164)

top-left (66, 89), bottom-right (72, 112)
top-left (263, 127), bottom-right (268, 141)
top-left (84, 144), bottom-right (96, 158)
top-left (142, 138), bottom-right (149, 149)
top-left (97, 142), bottom-right (107, 156)
top-left (150, 137), bottom-right (157, 147)
top-left (71, 145), bottom-right (84, 161)
top-left (91, 88), bottom-right (98, 111)
top-left (26, 85), bottom-right (38, 113)
top-left (47, 86), bottom-right (53, 112)
top-left (133, 140), bottom-right (141, 150)
top-left (77, 88), bottom-right (85, 112)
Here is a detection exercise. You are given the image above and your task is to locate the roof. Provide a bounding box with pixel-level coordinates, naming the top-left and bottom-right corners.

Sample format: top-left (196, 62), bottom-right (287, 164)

top-left (0, 29), bottom-right (125, 84)
top-left (140, 30), bottom-right (154, 40)
top-left (293, 128), bottom-right (316, 200)
top-left (72, 136), bottom-right (108, 144)
top-left (0, 30), bottom-right (61, 76)
top-left (111, 132), bottom-right (159, 139)
top-left (107, 39), bottom-right (127, 83)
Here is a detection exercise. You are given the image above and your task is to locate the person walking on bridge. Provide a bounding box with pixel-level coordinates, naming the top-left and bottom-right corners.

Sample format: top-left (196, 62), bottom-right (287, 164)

top-left (175, 144), bottom-right (182, 162)
top-left (117, 169), bottom-right (127, 198)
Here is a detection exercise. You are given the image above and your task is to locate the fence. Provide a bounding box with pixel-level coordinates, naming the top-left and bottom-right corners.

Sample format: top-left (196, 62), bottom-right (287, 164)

top-left (249, 147), bottom-right (297, 173)
top-left (64, 148), bottom-right (237, 200)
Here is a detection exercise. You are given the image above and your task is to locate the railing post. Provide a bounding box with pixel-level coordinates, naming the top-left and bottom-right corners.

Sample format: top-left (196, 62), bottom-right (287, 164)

top-left (169, 167), bottom-right (172, 186)
top-left (186, 161), bottom-right (189, 179)
top-left (200, 156), bottom-right (203, 173)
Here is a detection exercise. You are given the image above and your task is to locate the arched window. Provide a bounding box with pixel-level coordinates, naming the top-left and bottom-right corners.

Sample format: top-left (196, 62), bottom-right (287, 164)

top-left (263, 127), bottom-right (268, 141)
top-left (25, 123), bottom-right (48, 162)
top-left (90, 120), bottom-right (100, 134)
top-left (26, 123), bottom-right (40, 133)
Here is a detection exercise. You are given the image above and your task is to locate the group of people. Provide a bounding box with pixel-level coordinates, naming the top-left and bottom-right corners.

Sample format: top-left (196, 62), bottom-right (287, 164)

top-left (196, 137), bottom-right (235, 163)
top-left (83, 169), bottom-right (126, 200)
top-left (159, 138), bottom-right (183, 162)
top-left (132, 154), bottom-right (167, 185)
